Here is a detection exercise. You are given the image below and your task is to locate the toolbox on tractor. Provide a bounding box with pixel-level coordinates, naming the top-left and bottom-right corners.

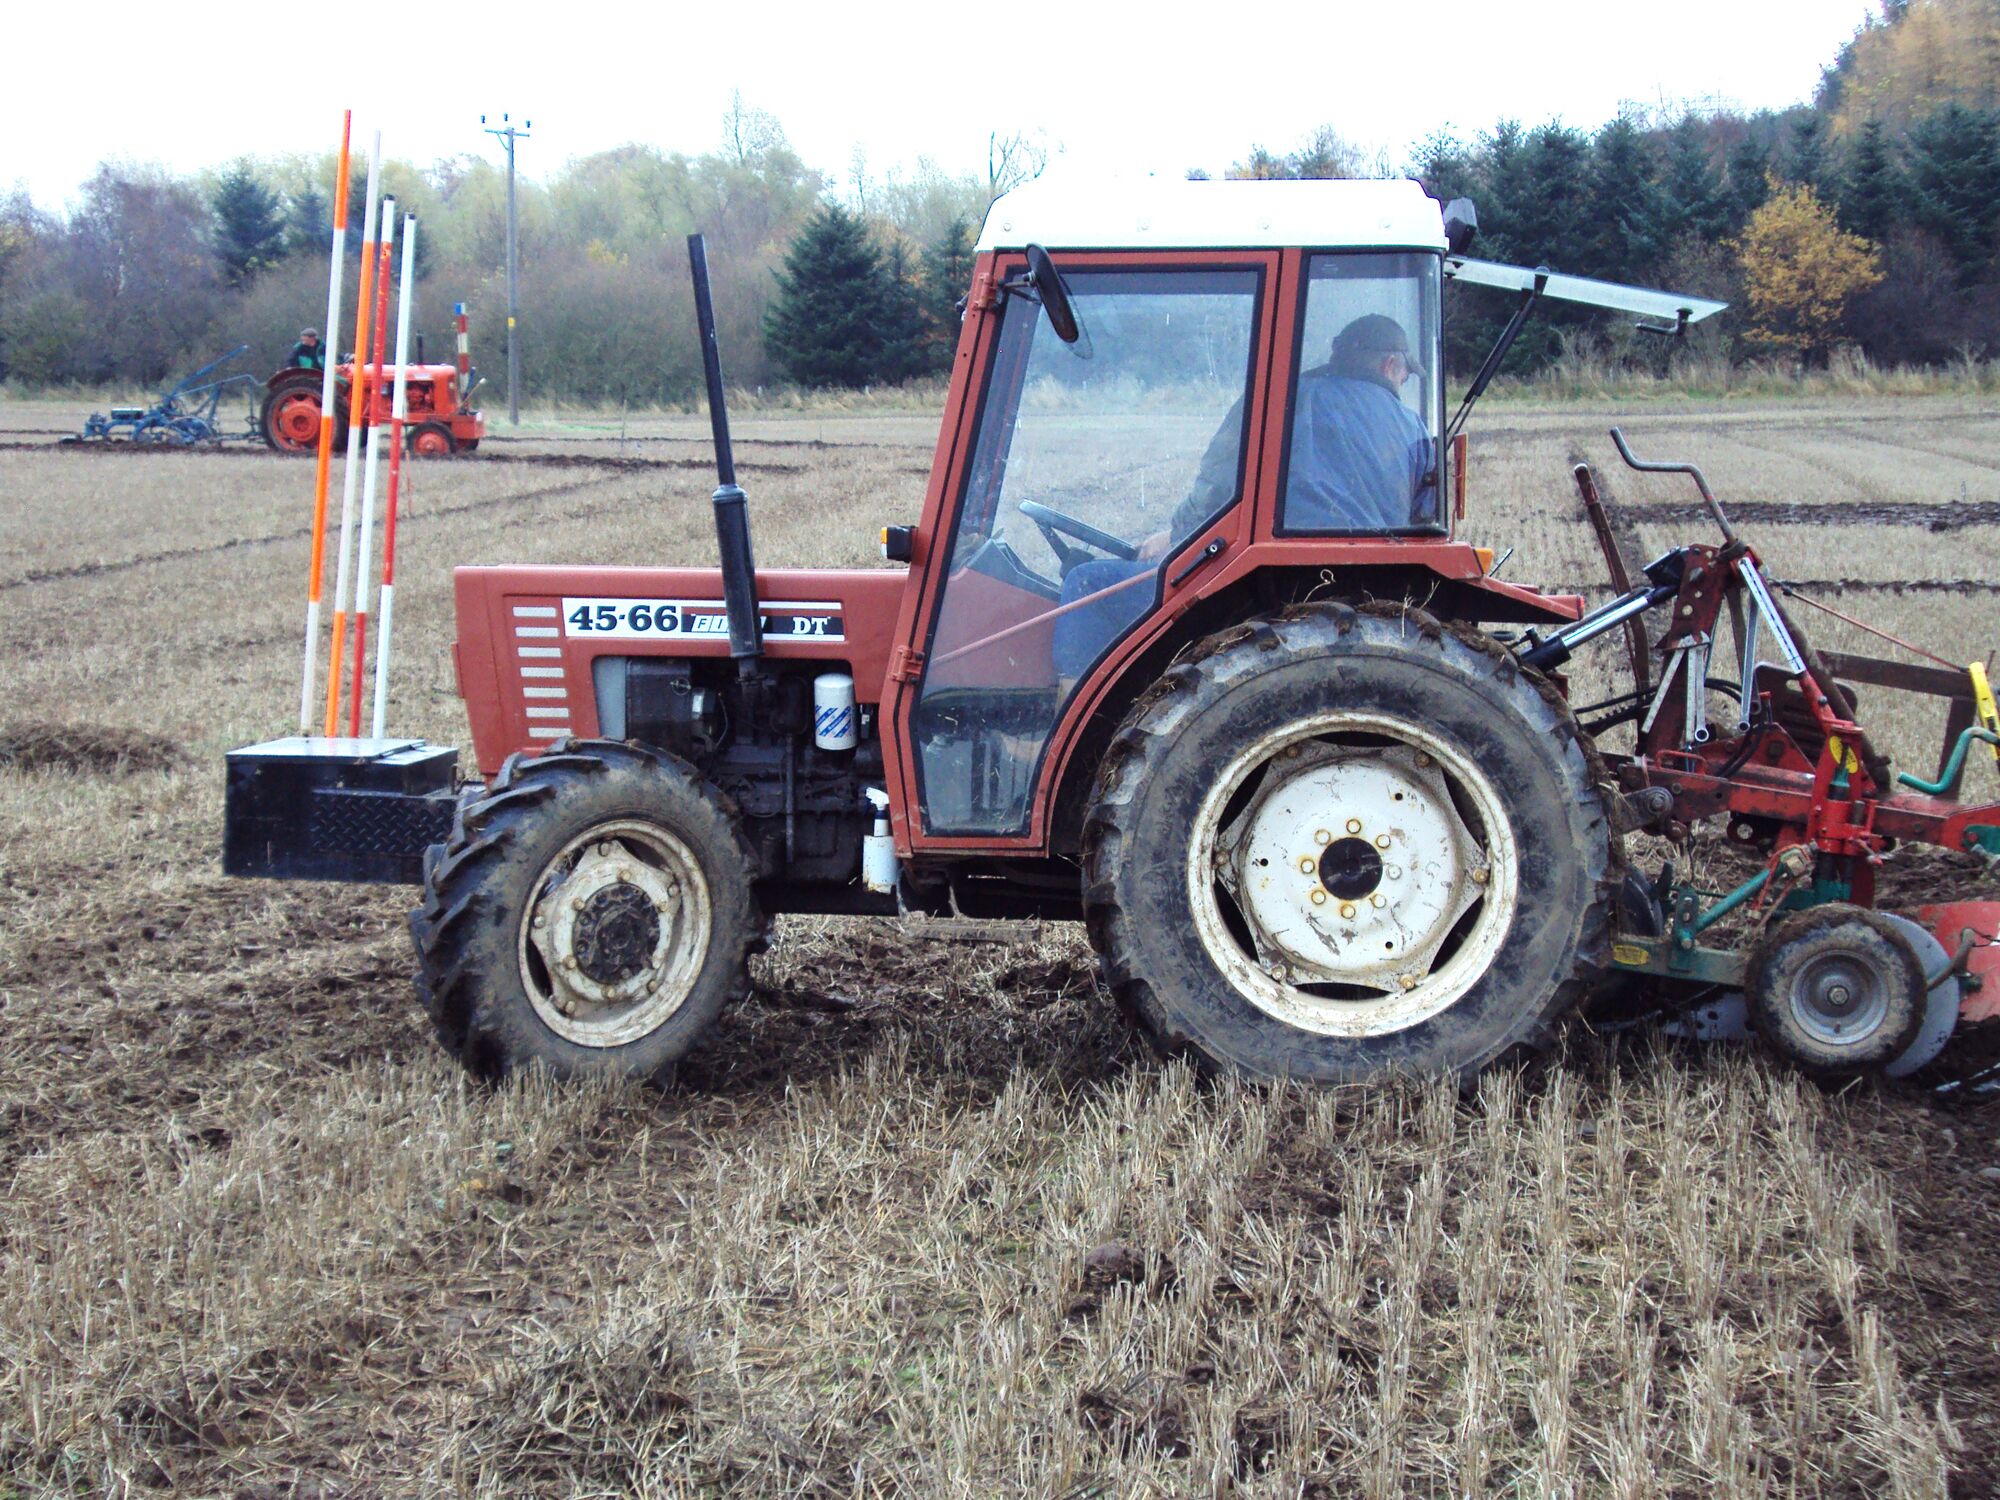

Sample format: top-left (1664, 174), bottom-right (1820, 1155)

top-left (224, 177), bottom-right (2000, 1094)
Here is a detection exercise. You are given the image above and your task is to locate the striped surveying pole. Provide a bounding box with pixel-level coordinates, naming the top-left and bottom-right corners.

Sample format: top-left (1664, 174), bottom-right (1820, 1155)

top-left (372, 217), bottom-right (419, 738)
top-left (323, 137), bottom-right (383, 736)
top-left (455, 302), bottom-right (470, 382)
top-left (298, 110), bottom-right (353, 733)
top-left (348, 203), bottom-right (399, 736)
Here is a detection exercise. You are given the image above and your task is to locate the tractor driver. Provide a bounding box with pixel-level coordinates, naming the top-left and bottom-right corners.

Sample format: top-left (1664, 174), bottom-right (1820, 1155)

top-left (1052, 314), bottom-right (1437, 682)
top-left (288, 328), bottom-right (325, 371)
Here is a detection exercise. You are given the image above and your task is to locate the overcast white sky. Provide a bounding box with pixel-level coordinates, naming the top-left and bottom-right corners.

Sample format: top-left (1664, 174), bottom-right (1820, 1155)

top-left (3, 0), bottom-right (1880, 211)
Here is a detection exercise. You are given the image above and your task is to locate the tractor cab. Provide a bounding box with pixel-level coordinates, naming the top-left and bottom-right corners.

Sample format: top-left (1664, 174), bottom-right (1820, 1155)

top-left (904, 181), bottom-right (1456, 838)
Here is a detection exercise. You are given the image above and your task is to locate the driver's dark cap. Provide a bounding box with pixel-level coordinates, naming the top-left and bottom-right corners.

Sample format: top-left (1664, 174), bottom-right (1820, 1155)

top-left (1333, 314), bottom-right (1411, 362)
top-left (301, 328), bottom-right (318, 339)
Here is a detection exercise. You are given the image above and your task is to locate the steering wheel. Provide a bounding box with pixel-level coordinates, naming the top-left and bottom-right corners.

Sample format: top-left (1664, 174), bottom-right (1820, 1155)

top-left (1018, 500), bottom-right (1141, 567)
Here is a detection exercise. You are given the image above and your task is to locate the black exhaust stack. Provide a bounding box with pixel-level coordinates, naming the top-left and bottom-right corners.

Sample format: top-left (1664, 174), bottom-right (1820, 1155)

top-left (687, 233), bottom-right (763, 676)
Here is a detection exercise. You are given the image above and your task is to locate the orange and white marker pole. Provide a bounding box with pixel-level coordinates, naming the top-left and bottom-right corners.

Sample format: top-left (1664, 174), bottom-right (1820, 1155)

top-left (323, 136), bottom-right (383, 737)
top-left (372, 217), bottom-right (418, 739)
top-left (298, 109), bottom-right (352, 733)
top-left (455, 302), bottom-right (470, 381)
top-left (349, 202), bottom-right (398, 736)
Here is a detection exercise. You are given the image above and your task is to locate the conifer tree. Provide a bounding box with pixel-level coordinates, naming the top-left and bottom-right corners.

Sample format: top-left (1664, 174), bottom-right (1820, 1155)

top-left (1508, 123), bottom-right (1592, 269)
top-left (874, 239), bottom-right (931, 384)
top-left (1581, 114), bottom-right (1664, 282)
top-left (764, 202), bottom-right (894, 388)
top-left (1782, 112), bottom-right (1829, 191)
top-left (1723, 134), bottom-right (1773, 233)
top-left (920, 216), bottom-right (976, 370)
top-left (1837, 119), bottom-right (1907, 244)
top-left (287, 185), bottom-right (330, 258)
top-left (1907, 103), bottom-right (2000, 280)
top-left (1412, 129), bottom-right (1480, 208)
top-left (1659, 115), bottom-right (1731, 244)
top-left (211, 164), bottom-right (286, 283)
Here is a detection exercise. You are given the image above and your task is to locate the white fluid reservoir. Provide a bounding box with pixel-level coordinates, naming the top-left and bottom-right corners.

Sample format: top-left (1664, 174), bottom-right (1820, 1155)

top-left (863, 787), bottom-right (899, 894)
top-left (813, 673), bottom-right (858, 750)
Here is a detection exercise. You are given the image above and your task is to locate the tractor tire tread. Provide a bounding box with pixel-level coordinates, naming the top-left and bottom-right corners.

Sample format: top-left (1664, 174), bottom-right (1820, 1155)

top-left (408, 738), bottom-right (758, 1083)
top-left (1080, 602), bottom-right (1618, 1084)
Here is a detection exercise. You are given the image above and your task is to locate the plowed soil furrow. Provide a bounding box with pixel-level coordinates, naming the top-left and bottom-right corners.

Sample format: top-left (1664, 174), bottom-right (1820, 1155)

top-left (0, 471), bottom-right (636, 592)
top-left (1642, 499), bottom-right (2000, 529)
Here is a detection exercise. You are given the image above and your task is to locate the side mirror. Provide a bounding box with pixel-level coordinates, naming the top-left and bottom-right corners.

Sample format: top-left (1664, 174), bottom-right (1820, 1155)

top-left (1442, 197), bottom-right (1478, 257)
top-left (1024, 243), bottom-right (1080, 344)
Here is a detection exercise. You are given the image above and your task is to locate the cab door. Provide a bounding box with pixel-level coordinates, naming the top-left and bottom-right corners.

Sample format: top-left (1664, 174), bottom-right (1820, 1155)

top-left (883, 250), bottom-right (1278, 852)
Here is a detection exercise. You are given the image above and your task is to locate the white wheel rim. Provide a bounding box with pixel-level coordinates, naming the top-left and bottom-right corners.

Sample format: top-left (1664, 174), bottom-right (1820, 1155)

top-left (517, 819), bottom-right (713, 1048)
top-left (1189, 709), bottom-right (1519, 1038)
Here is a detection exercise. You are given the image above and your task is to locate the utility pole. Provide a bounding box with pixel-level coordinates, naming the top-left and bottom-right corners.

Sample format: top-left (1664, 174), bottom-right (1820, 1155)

top-left (480, 112), bottom-right (531, 424)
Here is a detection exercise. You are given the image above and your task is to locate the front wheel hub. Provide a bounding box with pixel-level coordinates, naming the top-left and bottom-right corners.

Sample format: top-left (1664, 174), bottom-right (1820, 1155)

top-left (520, 822), bottom-right (711, 1047)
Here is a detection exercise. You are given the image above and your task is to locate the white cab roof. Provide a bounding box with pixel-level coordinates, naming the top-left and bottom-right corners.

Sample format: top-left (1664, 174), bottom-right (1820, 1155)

top-left (976, 177), bottom-right (1446, 254)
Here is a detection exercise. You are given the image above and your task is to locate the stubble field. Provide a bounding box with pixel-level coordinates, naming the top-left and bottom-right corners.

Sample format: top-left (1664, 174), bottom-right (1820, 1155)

top-left (2, 390), bottom-right (2000, 1496)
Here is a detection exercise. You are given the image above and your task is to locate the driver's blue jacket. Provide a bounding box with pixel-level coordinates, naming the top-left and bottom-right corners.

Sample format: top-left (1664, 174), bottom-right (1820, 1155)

top-left (1282, 374), bottom-right (1436, 531)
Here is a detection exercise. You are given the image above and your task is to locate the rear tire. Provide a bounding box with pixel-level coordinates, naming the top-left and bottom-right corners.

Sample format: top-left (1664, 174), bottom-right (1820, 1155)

top-left (1081, 604), bottom-right (1619, 1084)
top-left (409, 740), bottom-right (759, 1084)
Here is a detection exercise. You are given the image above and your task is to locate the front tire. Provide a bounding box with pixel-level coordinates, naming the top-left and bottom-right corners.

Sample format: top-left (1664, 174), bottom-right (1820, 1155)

top-left (409, 740), bottom-right (759, 1084)
top-left (408, 421), bottom-right (456, 456)
top-left (1081, 604), bottom-right (1618, 1084)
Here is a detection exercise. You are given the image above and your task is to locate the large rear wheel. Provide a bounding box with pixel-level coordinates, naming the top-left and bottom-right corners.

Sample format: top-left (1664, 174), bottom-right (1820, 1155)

top-left (409, 740), bottom-right (759, 1083)
top-left (1082, 605), bottom-right (1619, 1083)
top-left (260, 372), bottom-right (345, 453)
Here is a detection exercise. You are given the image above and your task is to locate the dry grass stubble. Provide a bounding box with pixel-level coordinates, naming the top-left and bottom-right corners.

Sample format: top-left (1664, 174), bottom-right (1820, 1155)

top-left (0, 908), bottom-right (1964, 1495)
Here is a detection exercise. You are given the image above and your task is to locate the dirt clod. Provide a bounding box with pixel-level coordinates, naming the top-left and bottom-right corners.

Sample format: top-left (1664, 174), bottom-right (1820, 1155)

top-left (0, 722), bottom-right (182, 774)
top-left (1081, 1242), bottom-right (1148, 1289)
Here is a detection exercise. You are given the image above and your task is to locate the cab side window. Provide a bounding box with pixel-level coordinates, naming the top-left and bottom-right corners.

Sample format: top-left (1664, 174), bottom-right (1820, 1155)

top-left (1277, 253), bottom-right (1442, 535)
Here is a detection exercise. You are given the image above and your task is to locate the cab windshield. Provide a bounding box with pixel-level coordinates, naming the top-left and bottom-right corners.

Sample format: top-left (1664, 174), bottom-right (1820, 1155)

top-left (1276, 251), bottom-right (1443, 534)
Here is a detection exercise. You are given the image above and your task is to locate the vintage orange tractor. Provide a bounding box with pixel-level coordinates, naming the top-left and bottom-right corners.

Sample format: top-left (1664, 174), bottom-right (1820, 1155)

top-left (223, 179), bottom-right (2000, 1091)
top-left (261, 306), bottom-right (484, 456)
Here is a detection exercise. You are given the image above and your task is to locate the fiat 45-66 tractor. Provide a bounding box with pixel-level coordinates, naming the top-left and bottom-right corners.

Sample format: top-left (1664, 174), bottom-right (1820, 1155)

top-left (224, 178), bottom-right (2000, 1088)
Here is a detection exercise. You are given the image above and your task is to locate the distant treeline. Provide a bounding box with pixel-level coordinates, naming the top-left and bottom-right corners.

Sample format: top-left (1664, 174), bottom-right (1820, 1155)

top-left (2, 2), bottom-right (1996, 402)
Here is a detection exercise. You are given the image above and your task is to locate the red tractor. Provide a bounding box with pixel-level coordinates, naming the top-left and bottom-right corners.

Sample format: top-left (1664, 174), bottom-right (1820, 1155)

top-left (224, 179), bottom-right (2000, 1092)
top-left (261, 357), bottom-right (484, 457)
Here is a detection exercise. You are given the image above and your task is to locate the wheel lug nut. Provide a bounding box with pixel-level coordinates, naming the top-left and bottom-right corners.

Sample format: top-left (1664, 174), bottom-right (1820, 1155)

top-left (1369, 894), bottom-right (1386, 908)
top-left (1314, 828), bottom-right (1331, 845)
top-left (1339, 902), bottom-right (1356, 919)
top-left (1345, 818), bottom-right (1362, 835)
top-left (1414, 752), bottom-right (1433, 768)
top-left (1298, 857), bottom-right (1316, 874)
top-left (569, 897), bottom-right (585, 911)
top-left (1374, 834), bottom-right (1390, 849)
top-left (1310, 889), bottom-right (1327, 905)
top-left (1471, 867), bottom-right (1490, 886)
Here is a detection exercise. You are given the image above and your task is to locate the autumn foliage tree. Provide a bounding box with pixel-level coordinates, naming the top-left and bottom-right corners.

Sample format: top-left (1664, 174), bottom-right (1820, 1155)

top-left (1734, 181), bottom-right (1883, 363)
